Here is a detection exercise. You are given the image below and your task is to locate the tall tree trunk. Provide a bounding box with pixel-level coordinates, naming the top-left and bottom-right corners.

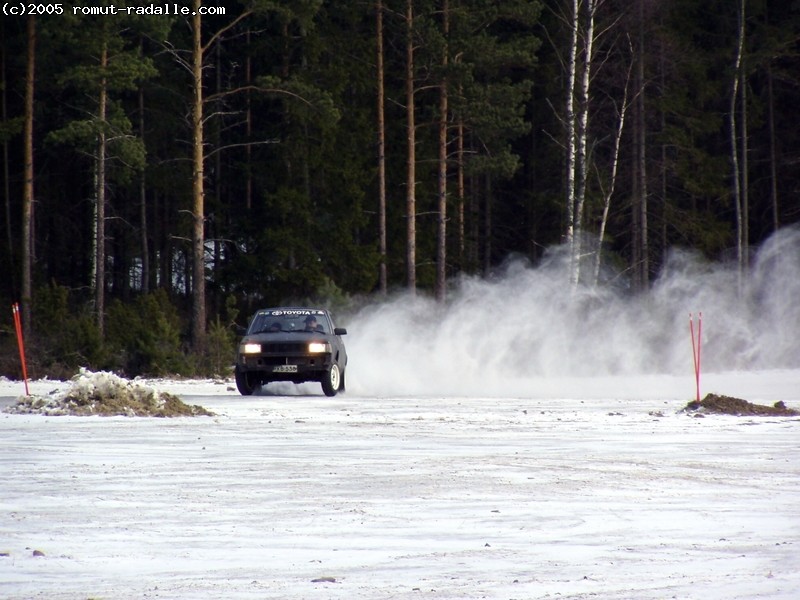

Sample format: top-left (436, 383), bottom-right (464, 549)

top-left (94, 37), bottom-right (108, 336)
top-left (594, 54), bottom-right (631, 285)
top-left (21, 16), bottom-right (35, 334)
top-left (2, 20), bottom-right (12, 276)
top-left (483, 175), bottom-right (491, 277)
top-left (469, 163), bottom-right (478, 271)
top-left (245, 28), bottom-right (253, 211)
top-left (573, 0), bottom-right (596, 286)
top-left (138, 81), bottom-right (150, 294)
top-left (636, 35), bottom-right (648, 290)
top-left (631, 0), bottom-right (649, 292)
top-left (565, 0), bottom-right (579, 276)
top-left (191, 1), bottom-right (207, 350)
top-left (453, 50), bottom-right (465, 272)
top-left (435, 0), bottom-right (449, 303)
top-left (631, 104), bottom-right (641, 289)
top-left (376, 0), bottom-right (387, 295)
top-left (456, 120), bottom-right (465, 271)
top-left (730, 0), bottom-right (745, 285)
top-left (405, 0), bottom-right (417, 295)
top-left (659, 33), bottom-right (668, 271)
top-left (212, 42), bottom-right (223, 317)
top-left (740, 52), bottom-right (749, 268)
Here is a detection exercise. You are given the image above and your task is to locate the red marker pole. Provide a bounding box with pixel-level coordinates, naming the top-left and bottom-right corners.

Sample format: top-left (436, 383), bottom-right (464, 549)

top-left (689, 312), bottom-right (702, 402)
top-left (697, 313), bottom-right (702, 398)
top-left (12, 303), bottom-right (30, 396)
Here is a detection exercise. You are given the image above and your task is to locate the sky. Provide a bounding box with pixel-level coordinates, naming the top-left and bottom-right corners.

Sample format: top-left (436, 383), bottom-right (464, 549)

top-left (1, 227), bottom-right (799, 599)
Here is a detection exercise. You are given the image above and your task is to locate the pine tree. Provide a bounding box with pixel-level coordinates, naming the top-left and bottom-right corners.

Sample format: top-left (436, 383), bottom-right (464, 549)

top-left (45, 11), bottom-right (158, 335)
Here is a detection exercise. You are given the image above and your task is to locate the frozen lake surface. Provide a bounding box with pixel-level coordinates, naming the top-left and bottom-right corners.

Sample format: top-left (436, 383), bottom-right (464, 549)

top-left (1, 371), bottom-right (799, 599)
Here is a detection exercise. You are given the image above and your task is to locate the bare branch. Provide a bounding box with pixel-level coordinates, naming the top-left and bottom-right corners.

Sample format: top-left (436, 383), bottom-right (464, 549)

top-left (205, 85), bottom-right (314, 107)
top-left (202, 9), bottom-right (255, 54)
top-left (204, 139), bottom-right (279, 160)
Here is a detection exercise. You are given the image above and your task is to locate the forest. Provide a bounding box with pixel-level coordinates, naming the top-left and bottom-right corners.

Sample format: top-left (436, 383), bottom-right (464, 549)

top-left (1, 0), bottom-right (799, 378)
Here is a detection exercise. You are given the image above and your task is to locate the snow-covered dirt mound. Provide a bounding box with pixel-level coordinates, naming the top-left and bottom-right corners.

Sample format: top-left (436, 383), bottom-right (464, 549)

top-left (683, 393), bottom-right (800, 417)
top-left (4, 369), bottom-right (213, 417)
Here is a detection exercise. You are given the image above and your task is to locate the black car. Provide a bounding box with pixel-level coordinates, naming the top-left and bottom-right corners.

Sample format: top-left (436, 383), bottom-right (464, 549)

top-left (234, 307), bottom-right (348, 397)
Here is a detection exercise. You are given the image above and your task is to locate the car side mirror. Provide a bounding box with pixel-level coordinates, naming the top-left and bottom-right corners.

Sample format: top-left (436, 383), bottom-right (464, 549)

top-left (334, 327), bottom-right (347, 336)
top-left (234, 325), bottom-right (247, 336)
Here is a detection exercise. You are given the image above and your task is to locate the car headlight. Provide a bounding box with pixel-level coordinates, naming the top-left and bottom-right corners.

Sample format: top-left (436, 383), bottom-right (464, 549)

top-left (240, 343), bottom-right (261, 354)
top-left (308, 342), bottom-right (329, 354)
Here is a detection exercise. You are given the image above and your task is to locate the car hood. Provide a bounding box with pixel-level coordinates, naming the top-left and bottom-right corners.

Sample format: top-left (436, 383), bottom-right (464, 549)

top-left (242, 331), bottom-right (326, 343)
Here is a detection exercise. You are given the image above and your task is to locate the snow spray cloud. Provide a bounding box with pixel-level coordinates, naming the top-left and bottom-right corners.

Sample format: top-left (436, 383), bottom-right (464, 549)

top-left (344, 226), bottom-right (800, 398)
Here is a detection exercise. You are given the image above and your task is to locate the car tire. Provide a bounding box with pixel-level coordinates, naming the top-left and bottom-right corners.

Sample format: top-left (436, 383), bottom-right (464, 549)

top-left (235, 367), bottom-right (257, 396)
top-left (321, 363), bottom-right (341, 397)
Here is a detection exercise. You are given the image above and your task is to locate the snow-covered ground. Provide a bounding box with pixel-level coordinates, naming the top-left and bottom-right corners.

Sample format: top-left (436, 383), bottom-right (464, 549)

top-left (1, 369), bottom-right (799, 600)
top-left (2, 229), bottom-right (800, 598)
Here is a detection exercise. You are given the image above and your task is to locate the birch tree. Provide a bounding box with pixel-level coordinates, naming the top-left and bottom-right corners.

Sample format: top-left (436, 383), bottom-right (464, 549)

top-left (730, 0), bottom-right (745, 285)
top-left (554, 0), bottom-right (632, 286)
top-left (572, 0), bottom-right (597, 286)
top-left (561, 0), bottom-right (596, 286)
top-left (593, 43), bottom-right (632, 285)
top-left (738, 0), bottom-right (749, 270)
top-left (564, 0), bottom-right (579, 283)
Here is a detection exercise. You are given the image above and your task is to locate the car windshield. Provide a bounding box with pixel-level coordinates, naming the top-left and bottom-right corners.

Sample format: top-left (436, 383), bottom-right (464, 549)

top-left (248, 310), bottom-right (328, 334)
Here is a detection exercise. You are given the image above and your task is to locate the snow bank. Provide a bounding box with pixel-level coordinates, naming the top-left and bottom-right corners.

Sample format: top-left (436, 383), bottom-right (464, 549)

top-left (3, 368), bottom-right (213, 417)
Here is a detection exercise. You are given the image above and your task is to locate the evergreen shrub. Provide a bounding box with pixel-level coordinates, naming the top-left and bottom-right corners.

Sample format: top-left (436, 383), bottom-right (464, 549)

top-left (105, 289), bottom-right (190, 377)
top-left (29, 283), bottom-right (105, 379)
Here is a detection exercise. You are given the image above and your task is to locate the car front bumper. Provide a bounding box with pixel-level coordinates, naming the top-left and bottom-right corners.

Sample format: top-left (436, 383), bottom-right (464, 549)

top-left (236, 352), bottom-right (334, 379)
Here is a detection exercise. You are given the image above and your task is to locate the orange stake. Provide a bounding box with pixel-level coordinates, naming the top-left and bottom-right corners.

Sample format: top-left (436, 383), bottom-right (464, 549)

top-left (12, 303), bottom-right (30, 396)
top-left (689, 312), bottom-right (702, 402)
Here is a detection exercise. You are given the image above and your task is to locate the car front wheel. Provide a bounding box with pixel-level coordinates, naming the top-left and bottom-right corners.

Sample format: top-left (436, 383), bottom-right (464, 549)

top-left (235, 367), bottom-right (258, 396)
top-left (321, 363), bottom-right (341, 397)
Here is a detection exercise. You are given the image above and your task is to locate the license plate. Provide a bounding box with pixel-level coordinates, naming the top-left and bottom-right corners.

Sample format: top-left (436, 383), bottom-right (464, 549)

top-left (273, 365), bottom-right (298, 373)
